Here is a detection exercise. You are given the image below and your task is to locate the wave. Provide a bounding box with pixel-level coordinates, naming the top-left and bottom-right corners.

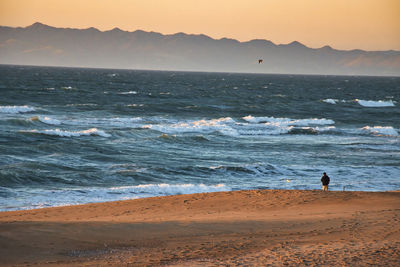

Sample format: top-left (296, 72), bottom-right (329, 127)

top-left (141, 116), bottom-right (339, 137)
top-left (21, 128), bottom-right (111, 137)
top-left (242, 115), bottom-right (335, 126)
top-left (0, 105), bottom-right (35, 114)
top-left (118, 91), bottom-right (137, 95)
top-left (61, 86), bottom-right (74, 90)
top-left (322, 99), bottom-right (337, 104)
top-left (31, 116), bottom-right (61, 125)
top-left (209, 162), bottom-right (293, 176)
top-left (67, 117), bottom-right (143, 127)
top-left (321, 99), bottom-right (396, 107)
top-left (361, 126), bottom-right (398, 136)
top-left (0, 183), bottom-right (230, 211)
top-left (110, 183), bottom-right (228, 195)
top-left (142, 117), bottom-right (235, 134)
top-left (356, 99), bottom-right (395, 107)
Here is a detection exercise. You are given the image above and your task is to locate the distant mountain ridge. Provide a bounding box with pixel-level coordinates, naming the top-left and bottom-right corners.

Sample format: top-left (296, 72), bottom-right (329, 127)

top-left (1, 22), bottom-right (399, 76)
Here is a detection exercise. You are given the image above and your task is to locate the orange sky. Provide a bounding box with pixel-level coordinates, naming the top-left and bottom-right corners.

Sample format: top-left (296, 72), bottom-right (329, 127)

top-left (1, 0), bottom-right (399, 50)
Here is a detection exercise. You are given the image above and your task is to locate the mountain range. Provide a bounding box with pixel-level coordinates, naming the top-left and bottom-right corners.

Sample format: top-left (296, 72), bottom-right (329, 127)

top-left (0, 22), bottom-right (399, 76)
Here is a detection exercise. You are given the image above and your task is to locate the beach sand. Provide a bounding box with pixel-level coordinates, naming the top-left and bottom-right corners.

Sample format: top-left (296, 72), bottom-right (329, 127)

top-left (1, 189), bottom-right (399, 266)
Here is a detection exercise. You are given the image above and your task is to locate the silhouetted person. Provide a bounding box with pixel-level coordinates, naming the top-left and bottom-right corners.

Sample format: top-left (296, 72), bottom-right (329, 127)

top-left (321, 172), bottom-right (330, 191)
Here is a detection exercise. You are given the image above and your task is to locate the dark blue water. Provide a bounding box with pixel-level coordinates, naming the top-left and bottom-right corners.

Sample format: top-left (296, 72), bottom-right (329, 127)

top-left (1, 65), bottom-right (399, 210)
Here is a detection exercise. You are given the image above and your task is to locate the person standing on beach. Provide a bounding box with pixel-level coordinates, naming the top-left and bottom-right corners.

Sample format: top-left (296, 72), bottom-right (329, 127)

top-left (321, 172), bottom-right (330, 191)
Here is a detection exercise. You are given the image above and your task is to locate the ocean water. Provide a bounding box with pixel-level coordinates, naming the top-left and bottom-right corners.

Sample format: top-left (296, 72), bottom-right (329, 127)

top-left (1, 65), bottom-right (399, 211)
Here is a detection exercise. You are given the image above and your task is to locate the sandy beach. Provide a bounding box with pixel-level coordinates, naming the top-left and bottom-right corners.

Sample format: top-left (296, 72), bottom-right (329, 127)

top-left (1, 189), bottom-right (399, 266)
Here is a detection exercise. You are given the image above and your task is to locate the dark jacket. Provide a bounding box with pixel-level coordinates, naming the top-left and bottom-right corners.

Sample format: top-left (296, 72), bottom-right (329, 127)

top-left (321, 174), bottom-right (330, 186)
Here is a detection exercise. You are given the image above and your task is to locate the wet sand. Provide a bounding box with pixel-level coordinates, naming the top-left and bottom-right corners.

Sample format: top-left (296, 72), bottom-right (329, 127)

top-left (1, 190), bottom-right (399, 266)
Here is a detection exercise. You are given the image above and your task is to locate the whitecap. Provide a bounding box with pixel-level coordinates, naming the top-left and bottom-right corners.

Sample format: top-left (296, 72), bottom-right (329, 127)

top-left (356, 99), bottom-right (395, 107)
top-left (362, 126), bottom-right (398, 136)
top-left (242, 115), bottom-right (334, 126)
top-left (0, 105), bottom-right (35, 114)
top-left (61, 86), bottom-right (74, 90)
top-left (323, 99), bottom-right (337, 104)
top-left (22, 128), bottom-right (111, 137)
top-left (142, 117), bottom-right (236, 134)
top-left (118, 91), bottom-right (137, 95)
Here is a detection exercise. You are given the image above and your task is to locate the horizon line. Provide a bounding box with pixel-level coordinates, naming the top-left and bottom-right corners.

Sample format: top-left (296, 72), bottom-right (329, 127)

top-left (2, 63), bottom-right (399, 78)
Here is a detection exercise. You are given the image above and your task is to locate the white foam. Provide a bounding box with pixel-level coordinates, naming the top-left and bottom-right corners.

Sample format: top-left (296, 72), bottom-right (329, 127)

top-left (356, 99), bottom-right (395, 107)
top-left (323, 99), bottom-right (337, 104)
top-left (22, 128), bottom-right (111, 137)
top-left (1, 183), bottom-right (230, 211)
top-left (110, 183), bottom-right (228, 195)
top-left (0, 105), bottom-right (35, 114)
top-left (142, 116), bottom-right (337, 137)
top-left (61, 86), bottom-right (74, 90)
top-left (315, 126), bottom-right (336, 132)
top-left (362, 126), bottom-right (398, 136)
top-left (142, 117), bottom-right (236, 134)
top-left (118, 91), bottom-right (137, 95)
top-left (242, 115), bottom-right (335, 126)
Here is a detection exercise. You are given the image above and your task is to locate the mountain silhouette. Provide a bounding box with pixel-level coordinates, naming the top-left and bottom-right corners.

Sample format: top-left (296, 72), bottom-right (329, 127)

top-left (1, 22), bottom-right (399, 76)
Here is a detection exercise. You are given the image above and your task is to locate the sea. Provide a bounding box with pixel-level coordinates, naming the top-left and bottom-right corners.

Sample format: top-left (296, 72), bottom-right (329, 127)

top-left (1, 65), bottom-right (399, 211)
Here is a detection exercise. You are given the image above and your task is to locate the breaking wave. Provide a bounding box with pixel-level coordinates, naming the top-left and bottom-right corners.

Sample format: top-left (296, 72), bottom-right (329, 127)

top-left (142, 117), bottom-right (235, 134)
top-left (361, 126), bottom-right (398, 136)
top-left (31, 116), bottom-right (61, 125)
top-left (356, 99), bottom-right (395, 107)
top-left (21, 128), bottom-right (111, 137)
top-left (0, 105), bottom-right (36, 114)
top-left (323, 99), bottom-right (337, 104)
top-left (0, 183), bottom-right (230, 211)
top-left (242, 115), bottom-right (335, 126)
top-left (118, 91), bottom-right (138, 95)
top-left (141, 116), bottom-right (337, 137)
top-left (110, 183), bottom-right (229, 195)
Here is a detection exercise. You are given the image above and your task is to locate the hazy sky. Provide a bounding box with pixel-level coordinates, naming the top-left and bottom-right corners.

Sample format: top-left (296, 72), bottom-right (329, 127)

top-left (1, 0), bottom-right (399, 50)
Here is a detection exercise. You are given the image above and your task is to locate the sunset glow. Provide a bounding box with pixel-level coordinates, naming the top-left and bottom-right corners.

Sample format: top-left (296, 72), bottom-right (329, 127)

top-left (0, 0), bottom-right (399, 50)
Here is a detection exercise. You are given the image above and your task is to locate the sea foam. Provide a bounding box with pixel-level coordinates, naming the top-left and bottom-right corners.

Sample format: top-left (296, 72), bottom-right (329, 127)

top-left (356, 99), bottom-right (395, 107)
top-left (242, 115), bottom-right (335, 126)
top-left (118, 91), bottom-right (138, 95)
top-left (362, 126), bottom-right (398, 136)
top-left (0, 105), bottom-right (35, 114)
top-left (323, 99), bottom-right (337, 104)
top-left (109, 183), bottom-right (229, 196)
top-left (22, 128), bottom-right (111, 137)
top-left (1, 183), bottom-right (230, 211)
top-left (142, 116), bottom-right (335, 137)
top-left (142, 117), bottom-right (236, 134)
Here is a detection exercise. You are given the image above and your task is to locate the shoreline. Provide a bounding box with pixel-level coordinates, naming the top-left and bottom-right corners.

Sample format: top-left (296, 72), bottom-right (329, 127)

top-left (1, 189), bottom-right (399, 266)
top-left (2, 188), bottom-right (397, 213)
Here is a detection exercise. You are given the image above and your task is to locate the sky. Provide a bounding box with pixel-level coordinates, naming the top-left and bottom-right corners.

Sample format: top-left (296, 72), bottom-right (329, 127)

top-left (0, 0), bottom-right (399, 51)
